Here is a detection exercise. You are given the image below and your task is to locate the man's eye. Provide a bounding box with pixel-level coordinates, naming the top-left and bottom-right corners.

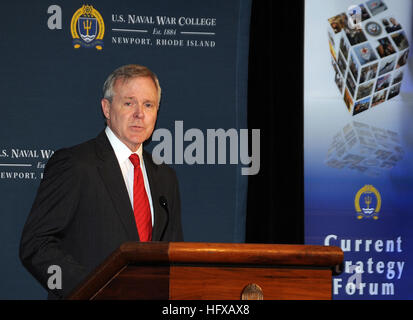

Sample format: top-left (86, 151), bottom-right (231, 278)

top-left (124, 102), bottom-right (132, 106)
top-left (145, 103), bottom-right (154, 108)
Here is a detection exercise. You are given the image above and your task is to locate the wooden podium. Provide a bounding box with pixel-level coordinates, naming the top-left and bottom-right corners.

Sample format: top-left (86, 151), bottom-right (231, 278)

top-left (68, 242), bottom-right (343, 300)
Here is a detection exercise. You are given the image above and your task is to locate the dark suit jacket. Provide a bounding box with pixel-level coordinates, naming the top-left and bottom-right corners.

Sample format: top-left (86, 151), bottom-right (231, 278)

top-left (19, 130), bottom-right (183, 299)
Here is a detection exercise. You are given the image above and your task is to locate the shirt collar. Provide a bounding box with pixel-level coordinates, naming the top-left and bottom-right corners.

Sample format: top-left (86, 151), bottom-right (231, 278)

top-left (105, 126), bottom-right (143, 164)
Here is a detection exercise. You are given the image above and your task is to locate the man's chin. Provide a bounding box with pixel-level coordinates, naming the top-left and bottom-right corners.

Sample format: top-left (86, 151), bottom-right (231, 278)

top-left (127, 137), bottom-right (148, 150)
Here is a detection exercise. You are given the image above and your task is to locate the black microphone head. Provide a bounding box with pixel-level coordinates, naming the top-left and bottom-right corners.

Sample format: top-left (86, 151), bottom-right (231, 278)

top-left (159, 196), bottom-right (167, 208)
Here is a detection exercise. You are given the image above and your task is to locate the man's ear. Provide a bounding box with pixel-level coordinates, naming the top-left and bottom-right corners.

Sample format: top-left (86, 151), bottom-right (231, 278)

top-left (101, 98), bottom-right (110, 120)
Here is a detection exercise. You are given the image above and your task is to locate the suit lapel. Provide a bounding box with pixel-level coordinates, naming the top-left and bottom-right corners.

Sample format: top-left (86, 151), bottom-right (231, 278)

top-left (143, 151), bottom-right (168, 241)
top-left (95, 131), bottom-right (139, 241)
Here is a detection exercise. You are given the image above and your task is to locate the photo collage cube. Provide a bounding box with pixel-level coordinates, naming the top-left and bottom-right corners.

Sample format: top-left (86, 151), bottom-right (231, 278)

top-left (328, 0), bottom-right (409, 116)
top-left (325, 121), bottom-right (404, 176)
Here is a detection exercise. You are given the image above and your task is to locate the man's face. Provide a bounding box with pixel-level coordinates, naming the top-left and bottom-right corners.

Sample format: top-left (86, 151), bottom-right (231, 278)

top-left (101, 76), bottom-right (159, 152)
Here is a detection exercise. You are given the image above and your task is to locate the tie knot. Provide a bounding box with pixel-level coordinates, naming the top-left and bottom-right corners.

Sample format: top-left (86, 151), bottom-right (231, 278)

top-left (129, 153), bottom-right (141, 168)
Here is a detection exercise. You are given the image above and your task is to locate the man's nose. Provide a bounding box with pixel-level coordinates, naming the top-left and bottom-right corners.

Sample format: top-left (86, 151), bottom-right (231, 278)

top-left (133, 104), bottom-right (144, 118)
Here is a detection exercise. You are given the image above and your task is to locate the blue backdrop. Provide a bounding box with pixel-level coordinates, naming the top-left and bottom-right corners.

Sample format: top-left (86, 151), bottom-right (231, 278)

top-left (0, 0), bottom-right (251, 299)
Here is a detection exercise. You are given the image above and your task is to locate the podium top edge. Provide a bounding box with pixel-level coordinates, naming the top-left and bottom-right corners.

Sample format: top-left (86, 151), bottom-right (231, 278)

top-left (118, 242), bottom-right (343, 267)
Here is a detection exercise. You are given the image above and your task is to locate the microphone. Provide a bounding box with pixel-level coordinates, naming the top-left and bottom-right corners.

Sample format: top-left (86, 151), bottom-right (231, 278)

top-left (159, 196), bottom-right (169, 239)
top-left (159, 196), bottom-right (168, 213)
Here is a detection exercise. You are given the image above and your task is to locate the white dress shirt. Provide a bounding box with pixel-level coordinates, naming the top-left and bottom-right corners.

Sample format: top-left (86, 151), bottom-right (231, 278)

top-left (105, 126), bottom-right (154, 226)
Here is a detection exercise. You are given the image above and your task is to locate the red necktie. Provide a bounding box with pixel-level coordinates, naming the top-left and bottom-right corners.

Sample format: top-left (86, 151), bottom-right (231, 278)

top-left (129, 154), bottom-right (152, 241)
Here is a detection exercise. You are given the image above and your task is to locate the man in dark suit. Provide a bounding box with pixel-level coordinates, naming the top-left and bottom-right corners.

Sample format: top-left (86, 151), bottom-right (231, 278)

top-left (19, 64), bottom-right (183, 299)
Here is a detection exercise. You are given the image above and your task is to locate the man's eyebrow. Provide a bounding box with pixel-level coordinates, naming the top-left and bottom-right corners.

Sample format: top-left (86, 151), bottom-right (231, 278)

top-left (121, 96), bottom-right (156, 102)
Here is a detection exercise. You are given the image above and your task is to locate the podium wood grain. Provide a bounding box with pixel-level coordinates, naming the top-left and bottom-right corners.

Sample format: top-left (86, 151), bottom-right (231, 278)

top-left (68, 242), bottom-right (343, 300)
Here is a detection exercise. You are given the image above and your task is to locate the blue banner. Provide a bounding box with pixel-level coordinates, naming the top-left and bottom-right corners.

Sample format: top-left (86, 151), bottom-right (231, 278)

top-left (305, 0), bottom-right (413, 299)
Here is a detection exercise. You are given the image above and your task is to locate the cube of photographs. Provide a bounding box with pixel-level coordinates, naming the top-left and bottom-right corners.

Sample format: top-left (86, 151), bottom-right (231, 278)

top-left (386, 130), bottom-right (401, 144)
top-left (348, 7), bottom-right (361, 29)
top-left (343, 153), bottom-right (365, 165)
top-left (354, 121), bottom-right (371, 134)
top-left (371, 89), bottom-right (388, 107)
top-left (382, 17), bottom-right (402, 34)
top-left (344, 127), bottom-right (356, 144)
top-left (376, 148), bottom-right (390, 158)
top-left (349, 52), bottom-right (359, 80)
top-left (380, 161), bottom-right (395, 169)
top-left (331, 58), bottom-right (340, 74)
top-left (327, 1), bottom-right (409, 115)
top-left (354, 43), bottom-right (377, 65)
top-left (325, 121), bottom-right (403, 176)
top-left (326, 159), bottom-right (345, 169)
top-left (396, 49), bottom-right (408, 68)
top-left (373, 127), bottom-right (392, 144)
top-left (375, 36), bottom-right (396, 57)
top-left (370, 149), bottom-right (395, 162)
top-left (391, 31), bottom-right (409, 51)
top-left (345, 26), bottom-right (368, 46)
top-left (340, 36), bottom-right (350, 60)
top-left (357, 80), bottom-right (374, 100)
top-left (346, 72), bottom-right (356, 97)
top-left (328, 13), bottom-right (348, 34)
top-left (365, 21), bottom-right (383, 37)
top-left (388, 83), bottom-right (401, 99)
top-left (360, 63), bottom-right (378, 83)
top-left (335, 71), bottom-right (344, 94)
top-left (392, 69), bottom-right (403, 85)
top-left (329, 40), bottom-right (337, 61)
top-left (378, 55), bottom-right (396, 76)
top-left (359, 134), bottom-right (376, 148)
top-left (375, 73), bottom-right (392, 92)
top-left (388, 150), bottom-right (404, 162)
top-left (332, 59), bottom-right (344, 93)
top-left (328, 31), bottom-right (335, 46)
top-left (361, 159), bottom-right (381, 167)
top-left (344, 88), bottom-right (353, 111)
top-left (359, 4), bottom-right (371, 21)
top-left (353, 97), bottom-right (371, 115)
top-left (337, 51), bottom-right (347, 74)
top-left (366, 0), bottom-right (388, 16)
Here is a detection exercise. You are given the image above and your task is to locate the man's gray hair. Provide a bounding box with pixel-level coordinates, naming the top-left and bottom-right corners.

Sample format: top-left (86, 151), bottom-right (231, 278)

top-left (102, 64), bottom-right (161, 104)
